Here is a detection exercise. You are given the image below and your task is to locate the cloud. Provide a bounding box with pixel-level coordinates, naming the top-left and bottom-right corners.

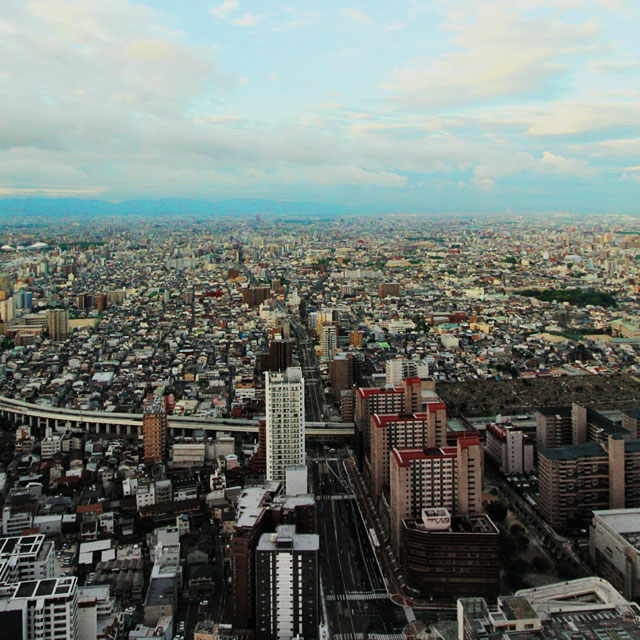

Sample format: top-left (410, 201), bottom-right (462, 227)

top-left (384, 23), bottom-right (406, 32)
top-left (272, 9), bottom-right (319, 32)
top-left (381, 7), bottom-right (601, 107)
top-left (229, 12), bottom-right (264, 27)
top-left (210, 0), bottom-right (238, 18)
top-left (540, 151), bottom-right (596, 177)
top-left (339, 8), bottom-right (371, 24)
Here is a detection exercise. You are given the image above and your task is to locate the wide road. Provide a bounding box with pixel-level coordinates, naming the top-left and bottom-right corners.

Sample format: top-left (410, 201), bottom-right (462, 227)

top-left (291, 319), bottom-right (327, 423)
top-left (310, 453), bottom-right (407, 639)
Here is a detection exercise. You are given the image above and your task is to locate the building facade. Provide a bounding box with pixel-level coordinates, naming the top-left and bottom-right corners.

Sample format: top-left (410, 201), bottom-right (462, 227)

top-left (142, 399), bottom-right (168, 465)
top-left (265, 367), bottom-right (305, 483)
top-left (255, 525), bottom-right (319, 640)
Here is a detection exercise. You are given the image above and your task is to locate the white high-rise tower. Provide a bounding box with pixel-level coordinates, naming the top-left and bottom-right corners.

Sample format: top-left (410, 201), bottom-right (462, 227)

top-left (265, 367), bottom-right (305, 482)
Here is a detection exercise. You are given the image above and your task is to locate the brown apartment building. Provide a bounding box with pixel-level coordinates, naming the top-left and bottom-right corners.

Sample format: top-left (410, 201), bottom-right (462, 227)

top-left (538, 435), bottom-right (640, 530)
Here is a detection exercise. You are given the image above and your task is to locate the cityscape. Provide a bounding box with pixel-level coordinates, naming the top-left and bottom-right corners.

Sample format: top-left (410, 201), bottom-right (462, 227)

top-left (2, 1), bottom-right (640, 640)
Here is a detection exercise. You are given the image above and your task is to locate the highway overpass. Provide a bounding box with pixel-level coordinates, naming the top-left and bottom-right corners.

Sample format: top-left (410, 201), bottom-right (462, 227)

top-left (0, 395), bottom-right (354, 439)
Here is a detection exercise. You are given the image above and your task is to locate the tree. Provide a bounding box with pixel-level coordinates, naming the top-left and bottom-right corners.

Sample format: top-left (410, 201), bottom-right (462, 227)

top-left (487, 501), bottom-right (508, 522)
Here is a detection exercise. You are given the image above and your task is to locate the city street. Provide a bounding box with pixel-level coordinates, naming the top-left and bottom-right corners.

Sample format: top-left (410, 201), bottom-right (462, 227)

top-left (311, 454), bottom-right (407, 639)
top-left (291, 319), bottom-right (327, 422)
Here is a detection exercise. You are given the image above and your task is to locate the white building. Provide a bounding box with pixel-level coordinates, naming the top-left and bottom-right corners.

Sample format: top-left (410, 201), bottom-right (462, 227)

top-left (265, 367), bottom-right (305, 483)
top-left (385, 358), bottom-right (429, 387)
top-left (591, 508), bottom-right (640, 601)
top-left (0, 577), bottom-right (78, 640)
top-left (484, 423), bottom-right (534, 474)
top-left (77, 584), bottom-right (122, 640)
top-left (0, 535), bottom-right (54, 583)
top-left (320, 323), bottom-right (337, 359)
top-left (2, 507), bottom-right (33, 536)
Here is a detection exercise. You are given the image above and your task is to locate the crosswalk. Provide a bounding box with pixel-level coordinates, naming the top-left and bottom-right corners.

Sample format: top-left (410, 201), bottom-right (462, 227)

top-left (333, 634), bottom-right (403, 640)
top-left (316, 494), bottom-right (355, 501)
top-left (326, 591), bottom-right (389, 602)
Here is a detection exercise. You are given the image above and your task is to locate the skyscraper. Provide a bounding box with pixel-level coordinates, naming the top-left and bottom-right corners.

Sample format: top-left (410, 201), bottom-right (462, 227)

top-left (265, 367), bottom-right (305, 483)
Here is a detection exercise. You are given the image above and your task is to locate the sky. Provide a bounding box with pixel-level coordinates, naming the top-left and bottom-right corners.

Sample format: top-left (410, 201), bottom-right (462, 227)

top-left (1, 0), bottom-right (640, 213)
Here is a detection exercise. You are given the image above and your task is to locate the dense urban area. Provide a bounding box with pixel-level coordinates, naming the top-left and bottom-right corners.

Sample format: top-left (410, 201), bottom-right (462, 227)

top-left (1, 212), bottom-right (640, 640)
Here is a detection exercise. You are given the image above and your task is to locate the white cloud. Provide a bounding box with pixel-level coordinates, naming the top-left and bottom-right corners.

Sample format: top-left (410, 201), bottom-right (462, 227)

top-left (540, 150), bottom-right (596, 177)
top-left (381, 7), bottom-right (601, 107)
top-left (384, 23), bottom-right (406, 32)
top-left (210, 0), bottom-right (238, 18)
top-left (339, 8), bottom-right (371, 24)
top-left (230, 12), bottom-right (263, 27)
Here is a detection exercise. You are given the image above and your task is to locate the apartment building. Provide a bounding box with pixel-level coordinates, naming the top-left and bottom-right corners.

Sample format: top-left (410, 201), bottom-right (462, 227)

top-left (265, 367), bottom-right (305, 483)
top-left (255, 525), bottom-right (319, 640)
top-left (370, 404), bottom-right (447, 497)
top-left (389, 436), bottom-right (484, 549)
top-left (538, 436), bottom-right (640, 530)
top-left (0, 577), bottom-right (78, 640)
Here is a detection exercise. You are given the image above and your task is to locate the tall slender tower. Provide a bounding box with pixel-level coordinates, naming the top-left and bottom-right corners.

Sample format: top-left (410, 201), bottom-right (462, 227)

top-left (143, 398), bottom-right (168, 465)
top-left (265, 367), bottom-right (305, 483)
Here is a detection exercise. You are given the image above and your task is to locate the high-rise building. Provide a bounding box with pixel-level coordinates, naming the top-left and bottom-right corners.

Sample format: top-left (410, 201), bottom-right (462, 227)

top-left (47, 309), bottom-right (69, 341)
top-left (328, 353), bottom-right (361, 400)
top-left (389, 436), bottom-right (484, 549)
top-left (538, 436), bottom-right (640, 530)
top-left (255, 525), bottom-right (319, 640)
top-left (143, 398), bottom-right (168, 465)
top-left (370, 405), bottom-right (447, 497)
top-left (265, 367), bottom-right (305, 483)
top-left (385, 358), bottom-right (429, 387)
top-left (256, 339), bottom-right (293, 374)
top-left (354, 387), bottom-right (405, 464)
top-left (0, 577), bottom-right (78, 640)
top-left (319, 323), bottom-right (337, 359)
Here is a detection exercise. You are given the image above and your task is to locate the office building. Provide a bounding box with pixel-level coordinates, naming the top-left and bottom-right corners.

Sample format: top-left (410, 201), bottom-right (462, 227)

top-left (401, 508), bottom-right (499, 602)
top-left (142, 398), bottom-right (168, 465)
top-left (255, 525), bottom-right (319, 640)
top-left (370, 404), bottom-right (447, 497)
top-left (0, 577), bottom-right (78, 640)
top-left (47, 309), bottom-right (69, 341)
top-left (265, 367), bottom-right (305, 483)
top-left (389, 436), bottom-right (483, 549)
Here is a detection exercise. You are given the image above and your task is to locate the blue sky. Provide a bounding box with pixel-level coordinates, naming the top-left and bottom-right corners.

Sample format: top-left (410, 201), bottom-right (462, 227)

top-left (1, 0), bottom-right (640, 212)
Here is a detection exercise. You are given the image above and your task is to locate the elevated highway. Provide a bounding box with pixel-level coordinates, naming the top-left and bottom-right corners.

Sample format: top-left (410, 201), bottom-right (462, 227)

top-left (0, 395), bottom-right (354, 439)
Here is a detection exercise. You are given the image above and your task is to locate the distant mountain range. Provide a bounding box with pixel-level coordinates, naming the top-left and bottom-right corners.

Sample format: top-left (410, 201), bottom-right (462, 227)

top-left (0, 197), bottom-right (360, 219)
